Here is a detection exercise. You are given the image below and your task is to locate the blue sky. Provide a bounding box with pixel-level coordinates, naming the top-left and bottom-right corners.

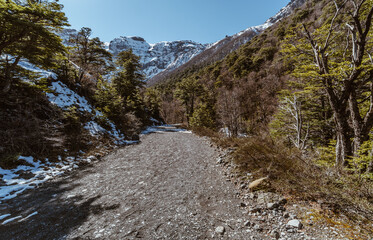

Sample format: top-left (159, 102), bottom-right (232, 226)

top-left (59, 0), bottom-right (290, 44)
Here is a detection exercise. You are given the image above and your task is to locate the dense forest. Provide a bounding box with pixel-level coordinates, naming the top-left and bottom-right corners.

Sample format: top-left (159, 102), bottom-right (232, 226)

top-left (153, 0), bottom-right (373, 224)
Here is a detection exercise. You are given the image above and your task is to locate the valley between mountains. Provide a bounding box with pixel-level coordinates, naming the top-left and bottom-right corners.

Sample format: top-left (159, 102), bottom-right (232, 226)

top-left (2, 0), bottom-right (373, 239)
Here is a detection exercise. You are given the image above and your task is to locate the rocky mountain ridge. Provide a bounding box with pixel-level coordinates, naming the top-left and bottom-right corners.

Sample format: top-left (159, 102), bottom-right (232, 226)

top-left (108, 37), bottom-right (207, 79)
top-left (59, 29), bottom-right (207, 80)
top-left (148, 0), bottom-right (307, 85)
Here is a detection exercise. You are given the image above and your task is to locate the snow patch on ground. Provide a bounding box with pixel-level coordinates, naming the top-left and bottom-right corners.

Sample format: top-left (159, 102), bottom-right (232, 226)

top-left (18, 211), bottom-right (38, 222)
top-left (1, 211), bottom-right (38, 225)
top-left (84, 121), bottom-right (139, 145)
top-left (46, 81), bottom-right (93, 112)
top-left (0, 56), bottom-right (57, 82)
top-left (0, 156), bottom-right (95, 203)
top-left (141, 125), bottom-right (191, 135)
top-left (180, 130), bottom-right (193, 134)
top-left (18, 61), bottom-right (57, 80)
top-left (220, 127), bottom-right (231, 137)
top-left (2, 216), bottom-right (22, 225)
top-left (0, 214), bottom-right (11, 220)
top-left (84, 121), bottom-right (106, 136)
top-left (14, 59), bottom-right (93, 114)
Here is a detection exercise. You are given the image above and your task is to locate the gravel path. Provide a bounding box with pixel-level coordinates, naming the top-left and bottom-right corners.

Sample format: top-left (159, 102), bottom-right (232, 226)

top-left (0, 126), bottom-right (258, 239)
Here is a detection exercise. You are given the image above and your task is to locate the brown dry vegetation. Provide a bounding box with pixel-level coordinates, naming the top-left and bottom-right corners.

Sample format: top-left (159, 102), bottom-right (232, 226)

top-left (0, 81), bottom-right (64, 168)
top-left (192, 126), bottom-right (373, 234)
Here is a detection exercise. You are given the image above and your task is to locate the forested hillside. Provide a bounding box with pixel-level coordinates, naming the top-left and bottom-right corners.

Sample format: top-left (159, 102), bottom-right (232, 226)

top-left (0, 0), bottom-right (160, 180)
top-left (153, 0), bottom-right (373, 229)
top-left (148, 0), bottom-right (307, 86)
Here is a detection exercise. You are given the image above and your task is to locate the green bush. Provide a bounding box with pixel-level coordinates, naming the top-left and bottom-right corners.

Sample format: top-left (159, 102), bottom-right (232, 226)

top-left (0, 153), bottom-right (21, 169)
top-left (348, 139), bottom-right (373, 179)
top-left (316, 140), bottom-right (336, 168)
top-left (189, 104), bottom-right (216, 129)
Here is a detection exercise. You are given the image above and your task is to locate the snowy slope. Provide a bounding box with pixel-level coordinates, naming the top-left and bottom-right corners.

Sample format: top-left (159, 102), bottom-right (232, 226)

top-left (207, 0), bottom-right (307, 52)
top-left (265, 0), bottom-right (307, 24)
top-left (0, 59), bottom-right (136, 204)
top-left (109, 36), bottom-right (207, 79)
top-left (10, 59), bottom-right (131, 144)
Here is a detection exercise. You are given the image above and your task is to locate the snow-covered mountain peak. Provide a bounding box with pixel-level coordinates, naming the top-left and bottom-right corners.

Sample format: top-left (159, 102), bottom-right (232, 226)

top-left (109, 36), bottom-right (151, 58)
top-left (265, 0), bottom-right (307, 24)
top-left (212, 0), bottom-right (306, 48)
top-left (109, 37), bottom-right (207, 79)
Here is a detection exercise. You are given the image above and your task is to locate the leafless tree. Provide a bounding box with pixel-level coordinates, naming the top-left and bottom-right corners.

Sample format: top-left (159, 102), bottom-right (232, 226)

top-left (280, 95), bottom-right (309, 150)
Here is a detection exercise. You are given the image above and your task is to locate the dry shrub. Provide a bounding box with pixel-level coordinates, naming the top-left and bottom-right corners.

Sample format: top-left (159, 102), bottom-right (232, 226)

top-left (121, 112), bottom-right (142, 140)
top-left (190, 126), bottom-right (219, 138)
top-left (231, 136), bottom-right (322, 197)
top-left (227, 135), bottom-right (373, 222)
top-left (192, 127), bottom-right (373, 230)
top-left (0, 82), bottom-right (66, 164)
top-left (190, 128), bottom-right (321, 196)
top-left (160, 96), bottom-right (185, 124)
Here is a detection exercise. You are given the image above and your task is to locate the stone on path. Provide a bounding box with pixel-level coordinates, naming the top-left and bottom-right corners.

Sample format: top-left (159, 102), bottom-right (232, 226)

top-left (287, 219), bottom-right (303, 229)
top-left (215, 226), bottom-right (225, 235)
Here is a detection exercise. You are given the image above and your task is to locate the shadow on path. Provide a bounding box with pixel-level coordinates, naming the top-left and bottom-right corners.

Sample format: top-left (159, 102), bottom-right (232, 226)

top-left (0, 164), bottom-right (120, 240)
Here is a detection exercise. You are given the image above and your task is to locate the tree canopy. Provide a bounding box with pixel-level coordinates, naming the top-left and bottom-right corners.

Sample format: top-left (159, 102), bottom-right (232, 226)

top-left (0, 0), bottom-right (69, 93)
top-left (282, 0), bottom-right (373, 166)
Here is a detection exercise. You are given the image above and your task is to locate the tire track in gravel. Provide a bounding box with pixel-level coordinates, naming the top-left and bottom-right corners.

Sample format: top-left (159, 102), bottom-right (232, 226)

top-left (0, 126), bottom-right (261, 239)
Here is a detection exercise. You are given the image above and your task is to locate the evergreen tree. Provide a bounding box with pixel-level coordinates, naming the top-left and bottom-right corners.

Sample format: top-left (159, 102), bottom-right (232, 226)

top-left (0, 0), bottom-right (68, 93)
top-left (68, 27), bottom-right (113, 83)
top-left (94, 77), bottom-right (123, 118)
top-left (189, 103), bottom-right (216, 129)
top-left (113, 49), bottom-right (145, 114)
top-left (174, 76), bottom-right (204, 124)
top-left (143, 88), bottom-right (162, 120)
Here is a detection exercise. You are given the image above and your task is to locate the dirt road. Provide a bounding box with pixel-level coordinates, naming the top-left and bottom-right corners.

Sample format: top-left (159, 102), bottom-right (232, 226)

top-left (0, 126), bottom-right (257, 239)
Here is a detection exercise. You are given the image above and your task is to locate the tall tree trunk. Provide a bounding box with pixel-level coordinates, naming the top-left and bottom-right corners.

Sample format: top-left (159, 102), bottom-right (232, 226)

top-left (335, 129), bottom-right (352, 167)
top-left (349, 80), bottom-right (373, 155)
top-left (349, 94), bottom-right (364, 154)
top-left (1, 75), bottom-right (12, 94)
top-left (1, 56), bottom-right (21, 94)
top-left (333, 107), bottom-right (352, 166)
top-left (185, 104), bottom-right (190, 126)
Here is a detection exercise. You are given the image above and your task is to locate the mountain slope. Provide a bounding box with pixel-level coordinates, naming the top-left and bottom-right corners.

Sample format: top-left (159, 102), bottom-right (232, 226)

top-left (148, 0), bottom-right (307, 86)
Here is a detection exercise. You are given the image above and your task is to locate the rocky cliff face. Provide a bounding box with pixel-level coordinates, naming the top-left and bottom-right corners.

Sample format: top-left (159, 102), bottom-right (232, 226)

top-left (109, 37), bottom-right (207, 79)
